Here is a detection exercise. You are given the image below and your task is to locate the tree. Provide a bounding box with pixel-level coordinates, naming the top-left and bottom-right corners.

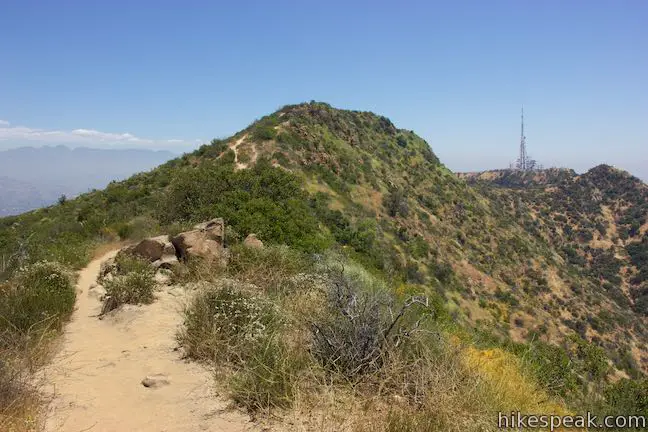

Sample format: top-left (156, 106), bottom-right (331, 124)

top-left (383, 187), bottom-right (409, 217)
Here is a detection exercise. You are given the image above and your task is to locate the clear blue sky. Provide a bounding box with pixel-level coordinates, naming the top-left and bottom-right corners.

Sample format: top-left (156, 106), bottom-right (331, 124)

top-left (1, 1), bottom-right (646, 179)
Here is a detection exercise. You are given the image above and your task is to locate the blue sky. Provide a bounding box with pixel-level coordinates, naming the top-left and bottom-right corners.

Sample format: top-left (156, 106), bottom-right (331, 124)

top-left (1, 1), bottom-right (646, 179)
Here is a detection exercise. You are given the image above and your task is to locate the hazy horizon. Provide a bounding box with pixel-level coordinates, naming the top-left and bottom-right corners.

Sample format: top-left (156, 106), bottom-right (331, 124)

top-left (0, 139), bottom-right (643, 183)
top-left (1, 2), bottom-right (646, 180)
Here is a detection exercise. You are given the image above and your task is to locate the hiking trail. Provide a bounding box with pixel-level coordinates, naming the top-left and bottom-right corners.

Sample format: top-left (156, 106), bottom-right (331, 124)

top-left (40, 251), bottom-right (256, 432)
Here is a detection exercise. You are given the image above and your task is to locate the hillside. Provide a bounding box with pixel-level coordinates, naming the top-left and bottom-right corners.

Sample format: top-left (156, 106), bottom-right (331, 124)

top-left (0, 146), bottom-right (176, 216)
top-left (464, 166), bottom-right (648, 373)
top-left (1, 102), bottom-right (647, 425)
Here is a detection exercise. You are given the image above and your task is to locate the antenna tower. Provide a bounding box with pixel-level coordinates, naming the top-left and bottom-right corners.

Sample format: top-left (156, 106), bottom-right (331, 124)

top-left (515, 106), bottom-right (537, 171)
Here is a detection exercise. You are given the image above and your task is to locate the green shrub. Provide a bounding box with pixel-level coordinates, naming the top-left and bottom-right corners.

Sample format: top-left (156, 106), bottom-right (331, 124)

top-left (237, 147), bottom-right (252, 164)
top-left (408, 235), bottom-right (430, 259)
top-left (159, 159), bottom-right (330, 252)
top-left (252, 125), bottom-right (277, 141)
top-left (101, 262), bottom-right (155, 314)
top-left (115, 222), bottom-right (133, 239)
top-left (0, 260), bottom-right (74, 428)
top-left (226, 244), bottom-right (312, 294)
top-left (519, 341), bottom-right (580, 399)
top-left (603, 378), bottom-right (648, 414)
top-left (0, 261), bottom-right (75, 336)
top-left (429, 260), bottom-right (454, 283)
top-left (383, 188), bottom-right (409, 217)
top-left (111, 253), bottom-right (154, 277)
top-left (178, 280), bottom-right (277, 364)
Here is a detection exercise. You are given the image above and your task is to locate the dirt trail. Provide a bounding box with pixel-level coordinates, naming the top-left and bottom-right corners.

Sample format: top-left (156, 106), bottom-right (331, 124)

top-left (230, 135), bottom-right (258, 170)
top-left (40, 251), bottom-right (255, 432)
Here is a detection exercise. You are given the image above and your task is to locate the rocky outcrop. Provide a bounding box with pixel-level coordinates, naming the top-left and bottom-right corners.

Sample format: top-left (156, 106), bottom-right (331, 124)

top-left (192, 218), bottom-right (225, 242)
top-left (116, 218), bottom-right (227, 269)
top-left (123, 235), bottom-right (175, 263)
top-left (243, 233), bottom-right (264, 249)
top-left (171, 218), bottom-right (226, 263)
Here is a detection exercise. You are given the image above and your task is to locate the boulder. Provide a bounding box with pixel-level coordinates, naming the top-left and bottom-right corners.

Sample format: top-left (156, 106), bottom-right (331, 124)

top-left (172, 231), bottom-right (224, 262)
top-left (125, 235), bottom-right (175, 262)
top-left (243, 233), bottom-right (264, 249)
top-left (171, 218), bottom-right (226, 263)
top-left (193, 218), bottom-right (225, 243)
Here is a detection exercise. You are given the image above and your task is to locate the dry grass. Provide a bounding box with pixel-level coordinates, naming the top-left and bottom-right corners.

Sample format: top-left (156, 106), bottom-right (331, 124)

top-left (0, 261), bottom-right (76, 431)
top-left (175, 247), bottom-right (572, 430)
top-left (0, 329), bottom-right (57, 432)
top-left (273, 337), bottom-right (573, 432)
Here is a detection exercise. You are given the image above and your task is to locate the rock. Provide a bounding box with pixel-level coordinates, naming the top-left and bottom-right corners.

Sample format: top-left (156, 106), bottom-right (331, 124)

top-left (192, 218), bottom-right (225, 243)
top-left (88, 283), bottom-right (107, 300)
top-left (124, 235), bottom-right (175, 262)
top-left (243, 233), bottom-right (264, 249)
top-left (171, 218), bottom-right (226, 263)
top-left (99, 258), bottom-right (116, 278)
top-left (141, 374), bottom-right (170, 388)
top-left (154, 271), bottom-right (171, 285)
top-left (152, 255), bottom-right (179, 270)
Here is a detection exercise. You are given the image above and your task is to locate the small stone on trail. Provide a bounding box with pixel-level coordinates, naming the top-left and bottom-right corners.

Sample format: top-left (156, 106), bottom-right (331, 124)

top-left (141, 374), bottom-right (170, 388)
top-left (154, 271), bottom-right (171, 285)
top-left (88, 284), bottom-right (107, 300)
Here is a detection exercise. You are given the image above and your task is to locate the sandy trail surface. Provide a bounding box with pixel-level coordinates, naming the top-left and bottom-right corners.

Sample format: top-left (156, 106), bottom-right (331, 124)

top-left (230, 136), bottom-right (258, 170)
top-left (40, 251), bottom-right (255, 432)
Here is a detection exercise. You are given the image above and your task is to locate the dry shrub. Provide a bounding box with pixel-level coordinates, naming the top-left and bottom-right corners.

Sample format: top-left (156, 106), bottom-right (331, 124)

top-left (175, 249), bottom-right (571, 428)
top-left (169, 256), bottom-right (226, 284)
top-left (361, 339), bottom-right (493, 432)
top-left (0, 348), bottom-right (41, 432)
top-left (310, 262), bottom-right (430, 379)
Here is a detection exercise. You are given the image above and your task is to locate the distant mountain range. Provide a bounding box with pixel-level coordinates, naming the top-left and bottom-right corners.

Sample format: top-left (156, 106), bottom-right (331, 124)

top-left (0, 146), bottom-right (176, 216)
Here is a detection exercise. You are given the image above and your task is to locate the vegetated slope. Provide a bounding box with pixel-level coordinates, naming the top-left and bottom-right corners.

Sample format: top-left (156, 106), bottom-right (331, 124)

top-left (464, 165), bottom-right (648, 377)
top-left (457, 167), bottom-right (578, 188)
top-left (0, 101), bottom-right (646, 385)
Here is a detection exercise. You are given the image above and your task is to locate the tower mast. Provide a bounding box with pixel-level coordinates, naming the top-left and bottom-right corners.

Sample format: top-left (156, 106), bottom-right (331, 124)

top-left (516, 106), bottom-right (528, 170)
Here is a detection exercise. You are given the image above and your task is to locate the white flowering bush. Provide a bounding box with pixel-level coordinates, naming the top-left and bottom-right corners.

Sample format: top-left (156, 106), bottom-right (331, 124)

top-left (0, 260), bottom-right (75, 335)
top-left (179, 280), bottom-right (277, 364)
